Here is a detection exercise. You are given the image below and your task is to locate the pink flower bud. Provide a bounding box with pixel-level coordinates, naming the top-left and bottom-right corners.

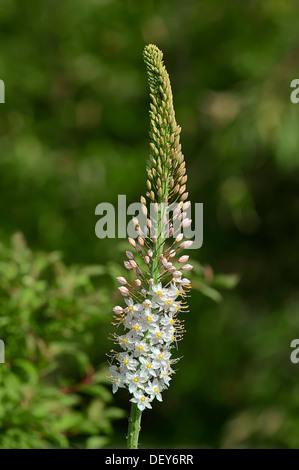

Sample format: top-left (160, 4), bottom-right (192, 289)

top-left (178, 255), bottom-right (189, 263)
top-left (149, 278), bottom-right (154, 285)
top-left (179, 240), bottom-right (193, 249)
top-left (173, 270), bottom-right (182, 278)
top-left (144, 256), bottom-right (150, 264)
top-left (169, 249), bottom-right (176, 258)
top-left (134, 279), bottom-right (142, 287)
top-left (181, 192), bottom-right (188, 201)
top-left (183, 201), bottom-right (191, 210)
top-left (118, 286), bottom-right (129, 296)
top-left (138, 236), bottom-right (144, 246)
top-left (128, 238), bottom-right (136, 248)
top-left (148, 249), bottom-right (153, 257)
top-left (116, 276), bottom-right (127, 285)
top-left (152, 236), bottom-right (157, 244)
top-left (126, 251), bottom-right (134, 260)
top-left (181, 264), bottom-right (193, 271)
top-left (182, 218), bottom-right (192, 228)
top-left (175, 233), bottom-right (184, 243)
top-left (129, 260), bottom-right (137, 268)
top-left (124, 261), bottom-right (133, 270)
top-left (113, 306), bottom-right (123, 314)
top-left (136, 244), bottom-right (142, 252)
top-left (147, 219), bottom-right (151, 229)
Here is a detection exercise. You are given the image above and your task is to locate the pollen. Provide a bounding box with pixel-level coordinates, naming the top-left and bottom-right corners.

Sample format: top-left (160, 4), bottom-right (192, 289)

top-left (170, 319), bottom-right (174, 325)
top-left (156, 332), bottom-right (162, 338)
top-left (114, 378), bottom-right (118, 382)
top-left (133, 324), bottom-right (140, 331)
top-left (154, 387), bottom-right (158, 393)
top-left (133, 377), bottom-right (139, 383)
top-left (124, 359), bottom-right (129, 365)
top-left (141, 396), bottom-right (146, 402)
top-left (129, 306), bottom-right (133, 311)
top-left (158, 353), bottom-right (163, 359)
top-left (146, 316), bottom-right (152, 322)
top-left (157, 290), bottom-right (162, 296)
top-left (123, 338), bottom-right (128, 344)
top-left (138, 345), bottom-right (144, 351)
top-left (146, 363), bottom-right (152, 369)
top-left (166, 300), bottom-right (172, 306)
top-left (177, 290), bottom-right (180, 295)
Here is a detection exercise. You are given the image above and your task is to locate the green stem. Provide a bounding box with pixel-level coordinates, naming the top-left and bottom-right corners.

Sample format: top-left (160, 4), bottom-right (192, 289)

top-left (127, 402), bottom-right (142, 449)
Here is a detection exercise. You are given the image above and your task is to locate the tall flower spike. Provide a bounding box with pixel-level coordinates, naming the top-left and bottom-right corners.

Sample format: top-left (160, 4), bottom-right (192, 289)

top-left (108, 44), bottom-right (193, 450)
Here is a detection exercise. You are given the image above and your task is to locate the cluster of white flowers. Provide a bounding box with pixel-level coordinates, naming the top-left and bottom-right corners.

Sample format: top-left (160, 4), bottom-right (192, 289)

top-left (109, 278), bottom-right (190, 411)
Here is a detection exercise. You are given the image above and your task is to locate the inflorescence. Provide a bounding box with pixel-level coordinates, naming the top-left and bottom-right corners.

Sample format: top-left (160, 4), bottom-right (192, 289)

top-left (108, 44), bottom-right (193, 411)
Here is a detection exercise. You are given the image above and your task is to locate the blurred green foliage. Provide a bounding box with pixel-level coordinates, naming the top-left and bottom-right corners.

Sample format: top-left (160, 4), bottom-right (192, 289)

top-left (0, 0), bottom-right (299, 449)
top-left (0, 233), bottom-right (125, 448)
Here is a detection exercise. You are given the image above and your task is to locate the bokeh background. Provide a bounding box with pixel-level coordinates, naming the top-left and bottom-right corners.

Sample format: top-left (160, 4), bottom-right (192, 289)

top-left (1, 0), bottom-right (299, 448)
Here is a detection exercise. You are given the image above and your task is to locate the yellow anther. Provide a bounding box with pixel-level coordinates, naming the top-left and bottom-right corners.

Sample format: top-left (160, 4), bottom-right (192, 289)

top-left (146, 316), bottom-right (152, 322)
top-left (166, 300), bottom-right (172, 306)
top-left (157, 290), bottom-right (162, 296)
top-left (156, 332), bottom-right (162, 338)
top-left (141, 397), bottom-right (146, 402)
top-left (133, 377), bottom-right (139, 383)
top-left (146, 363), bottom-right (152, 369)
top-left (170, 319), bottom-right (174, 325)
top-left (114, 378), bottom-right (118, 382)
top-left (138, 345), bottom-right (144, 351)
top-left (124, 359), bottom-right (129, 365)
top-left (123, 338), bottom-right (128, 344)
top-left (177, 290), bottom-right (180, 295)
top-left (154, 387), bottom-right (158, 393)
top-left (158, 353), bottom-right (163, 359)
top-left (129, 306), bottom-right (133, 311)
top-left (133, 324), bottom-right (140, 331)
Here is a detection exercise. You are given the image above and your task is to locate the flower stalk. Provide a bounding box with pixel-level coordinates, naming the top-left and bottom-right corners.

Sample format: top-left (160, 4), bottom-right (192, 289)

top-left (108, 44), bottom-right (193, 449)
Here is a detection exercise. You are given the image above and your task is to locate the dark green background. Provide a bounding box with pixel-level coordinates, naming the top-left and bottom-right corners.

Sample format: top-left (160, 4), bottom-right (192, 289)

top-left (1, 0), bottom-right (299, 448)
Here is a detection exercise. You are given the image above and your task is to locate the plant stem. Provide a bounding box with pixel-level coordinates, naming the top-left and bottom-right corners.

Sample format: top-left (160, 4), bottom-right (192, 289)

top-left (127, 402), bottom-right (142, 449)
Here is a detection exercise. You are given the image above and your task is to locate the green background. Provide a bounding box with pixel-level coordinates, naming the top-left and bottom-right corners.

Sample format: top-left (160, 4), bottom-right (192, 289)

top-left (1, 0), bottom-right (299, 448)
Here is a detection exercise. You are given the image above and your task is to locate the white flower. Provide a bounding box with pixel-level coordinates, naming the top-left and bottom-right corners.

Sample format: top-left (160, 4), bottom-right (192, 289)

top-left (139, 356), bottom-right (160, 378)
top-left (109, 367), bottom-right (126, 393)
top-left (149, 282), bottom-right (167, 299)
top-left (130, 390), bottom-right (152, 411)
top-left (118, 352), bottom-right (138, 371)
top-left (150, 347), bottom-right (171, 366)
top-left (126, 371), bottom-right (147, 394)
top-left (134, 339), bottom-right (150, 356)
top-left (109, 260), bottom-right (191, 405)
top-left (145, 380), bottom-right (163, 402)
